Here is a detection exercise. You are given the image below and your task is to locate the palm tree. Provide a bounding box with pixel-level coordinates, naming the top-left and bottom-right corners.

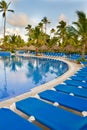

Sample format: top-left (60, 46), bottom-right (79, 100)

top-left (0, 0), bottom-right (14, 40)
top-left (56, 20), bottom-right (67, 46)
top-left (73, 11), bottom-right (87, 59)
top-left (66, 25), bottom-right (79, 46)
top-left (41, 16), bottom-right (50, 34)
top-left (50, 28), bottom-right (55, 38)
top-left (34, 26), bottom-right (40, 55)
top-left (25, 24), bottom-right (32, 33)
top-left (38, 22), bottom-right (43, 32)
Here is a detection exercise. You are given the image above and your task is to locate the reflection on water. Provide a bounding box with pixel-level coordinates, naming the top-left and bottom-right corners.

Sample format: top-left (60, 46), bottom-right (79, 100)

top-left (0, 56), bottom-right (68, 101)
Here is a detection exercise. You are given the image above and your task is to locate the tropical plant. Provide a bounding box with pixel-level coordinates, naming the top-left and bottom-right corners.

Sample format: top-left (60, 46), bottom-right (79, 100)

top-left (41, 16), bottom-right (50, 34)
top-left (25, 24), bottom-right (32, 35)
top-left (56, 20), bottom-right (67, 46)
top-left (73, 11), bottom-right (87, 59)
top-left (0, 0), bottom-right (14, 40)
top-left (38, 22), bottom-right (43, 32)
top-left (33, 26), bottom-right (40, 55)
top-left (50, 28), bottom-right (55, 38)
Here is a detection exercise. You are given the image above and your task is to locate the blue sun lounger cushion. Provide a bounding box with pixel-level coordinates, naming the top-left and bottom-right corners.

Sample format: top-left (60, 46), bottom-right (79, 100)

top-left (74, 73), bottom-right (87, 78)
top-left (80, 61), bottom-right (87, 66)
top-left (54, 84), bottom-right (87, 99)
top-left (64, 79), bottom-right (87, 88)
top-left (39, 90), bottom-right (87, 115)
top-left (0, 108), bottom-right (41, 130)
top-left (70, 76), bottom-right (87, 82)
top-left (16, 97), bottom-right (87, 130)
top-left (79, 67), bottom-right (87, 72)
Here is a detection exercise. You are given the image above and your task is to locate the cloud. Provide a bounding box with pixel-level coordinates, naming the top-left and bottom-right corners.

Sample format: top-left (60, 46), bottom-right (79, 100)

top-left (7, 13), bottom-right (42, 28)
top-left (7, 13), bottom-right (29, 27)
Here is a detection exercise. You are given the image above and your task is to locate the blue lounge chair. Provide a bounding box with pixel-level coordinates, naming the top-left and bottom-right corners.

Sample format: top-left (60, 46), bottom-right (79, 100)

top-left (78, 68), bottom-right (87, 72)
top-left (0, 51), bottom-right (11, 57)
top-left (80, 61), bottom-right (87, 66)
top-left (76, 71), bottom-right (87, 75)
top-left (64, 79), bottom-right (87, 88)
top-left (55, 84), bottom-right (87, 99)
top-left (0, 108), bottom-right (41, 130)
top-left (74, 74), bottom-right (87, 78)
top-left (70, 76), bottom-right (87, 82)
top-left (74, 73), bottom-right (87, 78)
top-left (39, 90), bottom-right (87, 115)
top-left (16, 97), bottom-right (87, 130)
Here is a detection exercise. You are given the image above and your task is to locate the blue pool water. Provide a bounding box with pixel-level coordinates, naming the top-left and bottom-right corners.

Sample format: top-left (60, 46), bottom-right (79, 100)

top-left (0, 56), bottom-right (68, 101)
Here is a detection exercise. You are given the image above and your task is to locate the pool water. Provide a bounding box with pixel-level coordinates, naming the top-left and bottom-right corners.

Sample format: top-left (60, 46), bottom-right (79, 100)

top-left (0, 56), bottom-right (68, 101)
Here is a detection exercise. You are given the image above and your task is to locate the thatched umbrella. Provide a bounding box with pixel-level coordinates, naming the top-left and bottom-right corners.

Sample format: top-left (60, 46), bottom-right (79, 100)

top-left (64, 45), bottom-right (76, 52)
top-left (17, 46), bottom-right (28, 50)
top-left (76, 47), bottom-right (81, 53)
top-left (51, 45), bottom-right (60, 51)
top-left (28, 45), bottom-right (36, 51)
top-left (39, 44), bottom-right (49, 51)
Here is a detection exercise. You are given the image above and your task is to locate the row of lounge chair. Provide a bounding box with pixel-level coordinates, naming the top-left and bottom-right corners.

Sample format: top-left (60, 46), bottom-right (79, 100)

top-left (0, 61), bottom-right (87, 129)
top-left (0, 51), bottom-right (11, 57)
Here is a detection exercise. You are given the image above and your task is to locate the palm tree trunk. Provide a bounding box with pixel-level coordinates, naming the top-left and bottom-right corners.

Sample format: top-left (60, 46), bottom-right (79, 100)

top-left (82, 43), bottom-right (85, 59)
top-left (4, 14), bottom-right (6, 40)
top-left (45, 24), bottom-right (46, 34)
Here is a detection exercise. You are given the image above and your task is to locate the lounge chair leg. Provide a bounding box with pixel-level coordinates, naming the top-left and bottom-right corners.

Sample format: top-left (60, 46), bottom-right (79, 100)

top-left (69, 93), bottom-right (74, 96)
top-left (53, 102), bottom-right (59, 107)
top-left (10, 103), bottom-right (16, 111)
top-left (82, 111), bottom-right (87, 117)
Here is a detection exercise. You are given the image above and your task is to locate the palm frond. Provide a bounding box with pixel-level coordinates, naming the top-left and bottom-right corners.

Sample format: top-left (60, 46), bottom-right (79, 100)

top-left (7, 2), bottom-right (11, 7)
top-left (8, 9), bottom-right (14, 12)
top-left (0, 10), bottom-right (3, 12)
top-left (3, 12), bottom-right (5, 17)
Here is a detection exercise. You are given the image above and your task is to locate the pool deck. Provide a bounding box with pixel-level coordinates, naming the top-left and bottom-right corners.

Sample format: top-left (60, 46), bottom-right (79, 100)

top-left (0, 55), bottom-right (82, 107)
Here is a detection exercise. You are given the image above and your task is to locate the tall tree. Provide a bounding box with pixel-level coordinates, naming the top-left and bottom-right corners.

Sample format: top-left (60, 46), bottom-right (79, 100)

top-left (73, 11), bottom-right (87, 59)
top-left (0, 0), bottom-right (14, 40)
top-left (50, 28), bottom-right (55, 38)
top-left (38, 22), bottom-right (43, 32)
top-left (56, 20), bottom-right (67, 46)
top-left (25, 24), bottom-right (32, 33)
top-left (41, 16), bottom-right (50, 34)
top-left (33, 26), bottom-right (40, 55)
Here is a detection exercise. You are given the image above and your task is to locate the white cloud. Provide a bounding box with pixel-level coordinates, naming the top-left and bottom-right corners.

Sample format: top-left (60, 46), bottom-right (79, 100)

top-left (7, 13), bottom-right (29, 27)
top-left (7, 13), bottom-right (42, 28)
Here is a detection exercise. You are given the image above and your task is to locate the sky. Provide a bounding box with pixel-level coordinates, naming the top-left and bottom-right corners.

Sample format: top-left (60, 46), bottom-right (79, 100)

top-left (0, 0), bottom-right (87, 41)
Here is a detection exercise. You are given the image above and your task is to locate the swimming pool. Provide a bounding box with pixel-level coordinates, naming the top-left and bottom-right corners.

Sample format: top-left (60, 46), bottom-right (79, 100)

top-left (0, 56), bottom-right (68, 101)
